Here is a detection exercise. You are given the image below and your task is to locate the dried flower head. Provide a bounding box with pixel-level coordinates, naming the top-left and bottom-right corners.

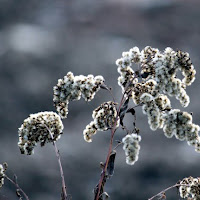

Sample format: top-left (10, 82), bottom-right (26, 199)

top-left (122, 133), bottom-right (141, 165)
top-left (83, 121), bottom-right (97, 143)
top-left (179, 176), bottom-right (200, 199)
top-left (116, 46), bottom-right (196, 107)
top-left (0, 163), bottom-right (7, 188)
top-left (163, 109), bottom-right (200, 148)
top-left (18, 111), bottom-right (64, 155)
top-left (83, 101), bottom-right (119, 142)
top-left (53, 72), bottom-right (104, 118)
top-left (116, 46), bottom-right (199, 153)
top-left (140, 93), bottom-right (171, 131)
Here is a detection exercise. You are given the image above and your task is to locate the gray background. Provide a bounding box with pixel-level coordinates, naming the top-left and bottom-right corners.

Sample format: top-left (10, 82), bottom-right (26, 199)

top-left (0, 0), bottom-right (200, 199)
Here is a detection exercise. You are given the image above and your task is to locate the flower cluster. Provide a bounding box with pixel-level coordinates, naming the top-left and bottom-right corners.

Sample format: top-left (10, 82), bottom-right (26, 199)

top-left (0, 164), bottom-right (6, 188)
top-left (140, 93), bottom-right (171, 131)
top-left (163, 109), bottom-right (200, 152)
top-left (53, 72), bottom-right (104, 118)
top-left (140, 93), bottom-right (200, 151)
top-left (132, 80), bottom-right (158, 105)
top-left (179, 176), bottom-right (200, 199)
top-left (122, 133), bottom-right (141, 165)
top-left (83, 101), bottom-right (119, 142)
top-left (0, 163), bottom-right (7, 188)
top-left (116, 46), bottom-right (200, 153)
top-left (117, 65), bottom-right (138, 98)
top-left (116, 46), bottom-right (196, 107)
top-left (18, 111), bottom-right (64, 155)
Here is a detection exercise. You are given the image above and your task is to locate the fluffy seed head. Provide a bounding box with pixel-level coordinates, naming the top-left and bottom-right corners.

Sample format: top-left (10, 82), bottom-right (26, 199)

top-left (122, 133), bottom-right (141, 165)
top-left (18, 111), bottom-right (64, 155)
top-left (53, 72), bottom-right (104, 118)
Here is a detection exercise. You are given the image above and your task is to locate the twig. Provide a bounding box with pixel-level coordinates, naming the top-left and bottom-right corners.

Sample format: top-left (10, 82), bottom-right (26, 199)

top-left (113, 141), bottom-right (123, 151)
top-left (95, 76), bottom-right (140, 200)
top-left (95, 93), bottom-right (127, 200)
top-left (5, 175), bottom-right (29, 200)
top-left (47, 127), bottom-right (68, 200)
top-left (148, 183), bottom-right (190, 200)
top-left (101, 83), bottom-right (116, 103)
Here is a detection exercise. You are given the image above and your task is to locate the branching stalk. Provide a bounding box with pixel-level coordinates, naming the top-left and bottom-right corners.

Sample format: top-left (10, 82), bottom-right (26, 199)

top-left (148, 183), bottom-right (190, 200)
top-left (95, 93), bottom-right (127, 200)
top-left (5, 175), bottom-right (29, 200)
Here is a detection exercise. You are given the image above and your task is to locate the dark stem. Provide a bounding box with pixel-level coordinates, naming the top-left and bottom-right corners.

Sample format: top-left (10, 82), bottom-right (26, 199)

top-left (95, 76), bottom-right (140, 200)
top-left (47, 128), bottom-right (68, 200)
top-left (148, 183), bottom-right (190, 200)
top-left (95, 94), bottom-right (127, 200)
top-left (113, 141), bottom-right (122, 151)
top-left (5, 175), bottom-right (30, 200)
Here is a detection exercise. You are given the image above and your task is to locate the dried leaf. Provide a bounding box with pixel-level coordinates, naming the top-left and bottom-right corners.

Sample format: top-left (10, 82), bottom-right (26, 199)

top-left (140, 72), bottom-right (150, 79)
top-left (106, 150), bottom-right (116, 178)
top-left (126, 108), bottom-right (135, 116)
top-left (94, 176), bottom-right (107, 200)
top-left (119, 98), bottom-right (129, 127)
top-left (101, 192), bottom-right (110, 200)
top-left (14, 174), bottom-right (18, 184)
top-left (16, 189), bottom-right (21, 198)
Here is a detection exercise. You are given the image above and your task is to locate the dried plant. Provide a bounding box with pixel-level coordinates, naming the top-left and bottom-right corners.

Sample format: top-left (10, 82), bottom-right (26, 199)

top-left (1, 46), bottom-right (200, 199)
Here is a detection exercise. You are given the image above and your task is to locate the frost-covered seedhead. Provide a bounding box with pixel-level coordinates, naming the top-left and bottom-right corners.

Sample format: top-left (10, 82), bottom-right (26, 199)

top-left (83, 101), bottom-right (119, 142)
top-left (18, 111), bottom-right (64, 155)
top-left (53, 72), bottom-right (104, 118)
top-left (179, 176), bottom-right (200, 199)
top-left (116, 46), bottom-right (196, 107)
top-left (0, 163), bottom-right (7, 188)
top-left (122, 133), bottom-right (141, 165)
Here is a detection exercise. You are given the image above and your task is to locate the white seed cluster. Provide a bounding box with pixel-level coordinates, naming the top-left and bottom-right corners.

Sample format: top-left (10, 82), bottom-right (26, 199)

top-left (116, 46), bottom-right (196, 107)
top-left (122, 133), bottom-right (141, 165)
top-left (132, 80), bottom-right (158, 105)
top-left (53, 72), bottom-right (104, 118)
top-left (0, 164), bottom-right (6, 188)
top-left (140, 93), bottom-right (200, 151)
top-left (116, 46), bottom-right (199, 152)
top-left (117, 66), bottom-right (138, 98)
top-left (163, 109), bottom-right (200, 152)
top-left (18, 111), bottom-right (64, 155)
top-left (140, 93), bottom-right (171, 131)
top-left (83, 101), bottom-right (119, 142)
top-left (179, 176), bottom-right (200, 199)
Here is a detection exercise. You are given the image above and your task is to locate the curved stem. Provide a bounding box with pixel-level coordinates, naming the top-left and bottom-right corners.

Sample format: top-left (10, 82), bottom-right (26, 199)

top-left (148, 183), bottom-right (190, 200)
top-left (5, 175), bottom-right (30, 200)
top-left (48, 129), bottom-right (68, 200)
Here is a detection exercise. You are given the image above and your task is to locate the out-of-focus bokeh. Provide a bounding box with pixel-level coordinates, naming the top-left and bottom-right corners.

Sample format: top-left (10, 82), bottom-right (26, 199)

top-left (1, 0), bottom-right (200, 199)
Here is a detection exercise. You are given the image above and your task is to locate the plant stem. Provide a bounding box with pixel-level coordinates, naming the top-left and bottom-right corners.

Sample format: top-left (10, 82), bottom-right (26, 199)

top-left (148, 183), bottom-right (190, 200)
top-left (48, 129), bottom-right (68, 200)
top-left (95, 94), bottom-right (126, 200)
top-left (5, 175), bottom-right (30, 200)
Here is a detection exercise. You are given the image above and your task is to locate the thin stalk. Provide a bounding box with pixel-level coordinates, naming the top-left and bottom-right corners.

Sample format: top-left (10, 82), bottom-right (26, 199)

top-left (96, 75), bottom-right (139, 200)
top-left (47, 128), bottom-right (68, 200)
top-left (148, 183), bottom-right (190, 200)
top-left (5, 175), bottom-right (29, 200)
top-left (95, 94), bottom-right (127, 200)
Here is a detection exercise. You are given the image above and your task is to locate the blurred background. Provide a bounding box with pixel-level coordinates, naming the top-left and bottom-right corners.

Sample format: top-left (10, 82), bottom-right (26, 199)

top-left (1, 0), bottom-right (200, 199)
